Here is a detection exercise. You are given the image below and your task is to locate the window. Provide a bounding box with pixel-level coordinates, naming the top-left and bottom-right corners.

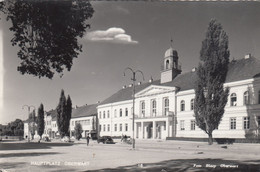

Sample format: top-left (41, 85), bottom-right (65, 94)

top-left (125, 108), bottom-right (128, 117)
top-left (180, 120), bottom-right (185, 130)
top-left (141, 101), bottom-right (145, 117)
top-left (99, 112), bottom-right (101, 119)
top-left (125, 123), bottom-right (128, 131)
top-left (120, 124), bottom-right (122, 131)
top-left (258, 116), bottom-right (260, 126)
top-left (151, 99), bottom-right (156, 117)
top-left (114, 124), bottom-right (117, 131)
top-left (114, 109), bottom-right (117, 118)
top-left (243, 117), bottom-right (250, 129)
top-left (244, 91), bottom-right (249, 105)
top-left (107, 124), bottom-right (110, 132)
top-left (107, 110), bottom-right (110, 118)
top-left (120, 109), bottom-right (122, 117)
top-left (230, 117), bottom-right (236, 130)
top-left (191, 120), bottom-right (195, 130)
top-left (163, 121), bottom-right (166, 130)
top-left (163, 98), bottom-right (169, 116)
top-left (99, 125), bottom-right (101, 131)
top-left (258, 91), bottom-right (260, 104)
top-left (181, 100), bottom-right (185, 111)
top-left (190, 99), bottom-right (194, 111)
top-left (103, 111), bottom-right (106, 118)
top-left (103, 124), bottom-right (106, 131)
top-left (230, 93), bottom-right (237, 106)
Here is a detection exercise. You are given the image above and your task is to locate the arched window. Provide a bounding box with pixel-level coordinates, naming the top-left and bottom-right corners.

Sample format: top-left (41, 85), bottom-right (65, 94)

top-left (244, 91), bottom-right (249, 105)
top-left (181, 100), bottom-right (185, 111)
top-left (166, 60), bottom-right (170, 69)
top-left (190, 99), bottom-right (194, 111)
top-left (125, 108), bottom-right (128, 117)
top-left (120, 109), bottom-right (122, 117)
top-left (141, 101), bottom-right (145, 117)
top-left (103, 111), bottom-right (106, 118)
top-left (107, 110), bottom-right (110, 118)
top-left (231, 93), bottom-right (237, 106)
top-left (151, 99), bottom-right (156, 117)
top-left (164, 98), bottom-right (169, 116)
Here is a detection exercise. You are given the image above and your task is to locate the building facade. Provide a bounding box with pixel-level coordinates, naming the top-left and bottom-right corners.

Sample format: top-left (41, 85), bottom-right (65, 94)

top-left (23, 104), bottom-right (98, 140)
top-left (97, 47), bottom-right (260, 140)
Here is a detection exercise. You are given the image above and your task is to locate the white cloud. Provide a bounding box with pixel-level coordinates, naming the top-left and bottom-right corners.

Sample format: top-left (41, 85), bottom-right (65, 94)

top-left (85, 27), bottom-right (138, 44)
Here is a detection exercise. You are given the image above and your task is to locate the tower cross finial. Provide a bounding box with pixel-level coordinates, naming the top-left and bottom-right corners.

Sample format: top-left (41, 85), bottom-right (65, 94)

top-left (170, 37), bottom-right (173, 48)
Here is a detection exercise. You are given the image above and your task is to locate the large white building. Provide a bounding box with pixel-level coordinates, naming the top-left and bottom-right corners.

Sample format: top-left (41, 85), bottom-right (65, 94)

top-left (97, 47), bottom-right (260, 140)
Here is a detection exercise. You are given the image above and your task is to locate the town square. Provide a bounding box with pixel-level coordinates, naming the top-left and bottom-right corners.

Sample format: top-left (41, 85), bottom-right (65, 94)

top-left (1, 1), bottom-right (260, 172)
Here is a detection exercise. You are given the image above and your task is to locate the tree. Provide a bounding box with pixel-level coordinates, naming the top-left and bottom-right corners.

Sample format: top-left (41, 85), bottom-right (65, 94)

top-left (29, 110), bottom-right (36, 140)
top-left (194, 19), bottom-right (230, 145)
top-left (0, 0), bottom-right (94, 79)
top-left (37, 103), bottom-right (45, 139)
top-left (65, 95), bottom-right (72, 136)
top-left (74, 123), bottom-right (83, 140)
top-left (56, 90), bottom-right (72, 138)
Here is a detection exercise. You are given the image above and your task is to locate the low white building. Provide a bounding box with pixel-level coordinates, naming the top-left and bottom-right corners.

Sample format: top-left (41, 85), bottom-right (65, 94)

top-left (70, 104), bottom-right (98, 139)
top-left (97, 47), bottom-right (260, 140)
top-left (23, 104), bottom-right (98, 140)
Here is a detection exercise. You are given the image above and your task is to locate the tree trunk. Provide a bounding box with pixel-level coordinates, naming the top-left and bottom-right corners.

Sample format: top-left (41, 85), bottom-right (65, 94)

top-left (208, 132), bottom-right (213, 145)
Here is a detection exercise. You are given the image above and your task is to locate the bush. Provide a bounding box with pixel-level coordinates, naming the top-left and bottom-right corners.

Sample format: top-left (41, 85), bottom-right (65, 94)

top-left (74, 123), bottom-right (83, 140)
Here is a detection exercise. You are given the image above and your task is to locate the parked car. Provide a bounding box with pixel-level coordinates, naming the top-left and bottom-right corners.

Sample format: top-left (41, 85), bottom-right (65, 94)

top-left (97, 136), bottom-right (115, 144)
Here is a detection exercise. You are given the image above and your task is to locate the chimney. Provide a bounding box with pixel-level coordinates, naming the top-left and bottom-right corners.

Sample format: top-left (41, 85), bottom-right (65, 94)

top-left (138, 82), bottom-right (141, 85)
top-left (122, 85), bottom-right (126, 89)
top-left (192, 68), bottom-right (197, 72)
top-left (97, 101), bottom-right (100, 104)
top-left (129, 84), bottom-right (133, 88)
top-left (245, 53), bottom-right (251, 59)
top-left (149, 77), bottom-right (153, 83)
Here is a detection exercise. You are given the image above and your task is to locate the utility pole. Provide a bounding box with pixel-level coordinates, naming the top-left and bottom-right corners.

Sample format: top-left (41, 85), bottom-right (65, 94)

top-left (124, 67), bottom-right (144, 149)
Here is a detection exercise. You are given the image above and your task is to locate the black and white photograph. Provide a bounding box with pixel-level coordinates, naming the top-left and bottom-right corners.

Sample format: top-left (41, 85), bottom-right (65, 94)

top-left (0, 0), bottom-right (260, 171)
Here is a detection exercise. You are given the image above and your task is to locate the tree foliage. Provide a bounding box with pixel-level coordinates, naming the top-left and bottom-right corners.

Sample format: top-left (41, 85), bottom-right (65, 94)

top-left (37, 103), bottom-right (45, 139)
top-left (194, 19), bottom-right (230, 145)
top-left (56, 89), bottom-right (72, 138)
top-left (0, 0), bottom-right (94, 79)
top-left (29, 110), bottom-right (36, 139)
top-left (74, 123), bottom-right (83, 140)
top-left (0, 119), bottom-right (24, 136)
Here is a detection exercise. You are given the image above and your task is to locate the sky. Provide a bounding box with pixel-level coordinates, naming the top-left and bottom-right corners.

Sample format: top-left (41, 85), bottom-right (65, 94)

top-left (0, 1), bottom-right (260, 124)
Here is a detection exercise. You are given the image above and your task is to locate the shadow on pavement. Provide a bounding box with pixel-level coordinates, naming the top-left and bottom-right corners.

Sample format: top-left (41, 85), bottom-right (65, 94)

top-left (0, 162), bottom-right (27, 170)
top-left (0, 152), bottom-right (60, 158)
top-left (0, 142), bottom-right (74, 151)
top-left (85, 158), bottom-right (260, 172)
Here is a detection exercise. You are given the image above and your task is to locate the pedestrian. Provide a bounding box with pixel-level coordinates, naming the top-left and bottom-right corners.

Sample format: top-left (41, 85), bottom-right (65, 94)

top-left (86, 134), bottom-right (90, 146)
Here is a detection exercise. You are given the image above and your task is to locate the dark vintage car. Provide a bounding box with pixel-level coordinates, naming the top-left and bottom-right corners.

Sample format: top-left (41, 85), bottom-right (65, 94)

top-left (97, 136), bottom-right (115, 144)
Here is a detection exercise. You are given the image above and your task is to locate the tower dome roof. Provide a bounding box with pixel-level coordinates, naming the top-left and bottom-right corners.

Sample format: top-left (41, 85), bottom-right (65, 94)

top-left (164, 47), bottom-right (178, 58)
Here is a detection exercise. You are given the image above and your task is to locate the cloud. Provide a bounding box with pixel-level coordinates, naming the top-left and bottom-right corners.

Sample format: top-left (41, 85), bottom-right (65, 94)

top-left (85, 27), bottom-right (138, 44)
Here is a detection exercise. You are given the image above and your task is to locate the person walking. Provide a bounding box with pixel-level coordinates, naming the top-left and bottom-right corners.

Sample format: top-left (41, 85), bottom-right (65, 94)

top-left (86, 134), bottom-right (90, 146)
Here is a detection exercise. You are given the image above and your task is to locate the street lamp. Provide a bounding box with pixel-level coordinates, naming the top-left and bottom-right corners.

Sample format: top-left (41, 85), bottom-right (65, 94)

top-left (22, 105), bottom-right (35, 142)
top-left (124, 67), bottom-right (144, 149)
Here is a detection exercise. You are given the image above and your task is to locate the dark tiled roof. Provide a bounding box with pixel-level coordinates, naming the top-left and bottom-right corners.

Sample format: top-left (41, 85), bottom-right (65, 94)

top-left (100, 57), bottom-right (260, 105)
top-left (45, 104), bottom-right (98, 120)
top-left (71, 104), bottom-right (97, 119)
top-left (46, 109), bottom-right (58, 121)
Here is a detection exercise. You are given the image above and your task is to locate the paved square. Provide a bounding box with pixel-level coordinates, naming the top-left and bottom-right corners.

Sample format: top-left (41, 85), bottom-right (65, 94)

top-left (0, 139), bottom-right (260, 171)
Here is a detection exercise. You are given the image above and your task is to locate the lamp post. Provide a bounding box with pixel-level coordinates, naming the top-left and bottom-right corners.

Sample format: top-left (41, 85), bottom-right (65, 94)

top-left (124, 67), bottom-right (144, 149)
top-left (22, 105), bottom-right (35, 142)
